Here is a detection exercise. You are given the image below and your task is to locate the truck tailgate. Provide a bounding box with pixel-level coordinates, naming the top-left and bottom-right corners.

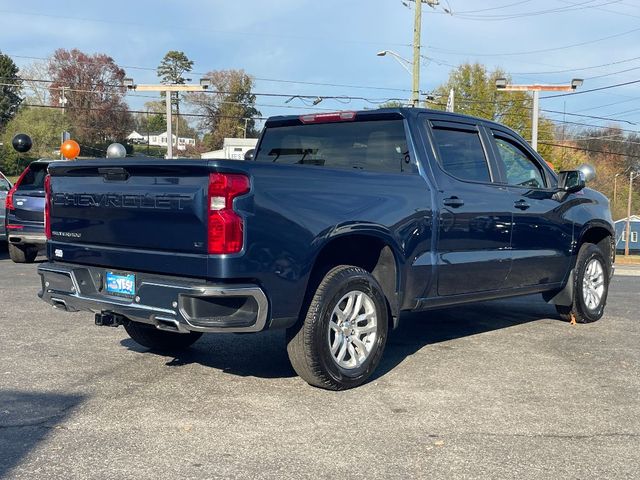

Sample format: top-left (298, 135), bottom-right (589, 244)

top-left (49, 160), bottom-right (211, 255)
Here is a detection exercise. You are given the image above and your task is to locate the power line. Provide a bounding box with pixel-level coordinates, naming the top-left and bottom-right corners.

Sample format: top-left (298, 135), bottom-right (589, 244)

top-left (428, 25), bottom-right (640, 56)
top-left (540, 78), bottom-right (640, 98)
top-left (21, 102), bottom-right (268, 120)
top-left (445, 0), bottom-right (534, 14)
top-left (540, 141), bottom-right (640, 159)
top-left (442, 0), bottom-right (625, 21)
top-left (0, 10), bottom-right (412, 48)
top-left (6, 53), bottom-right (412, 94)
top-left (7, 78), bottom-right (411, 105)
top-left (509, 55), bottom-right (640, 76)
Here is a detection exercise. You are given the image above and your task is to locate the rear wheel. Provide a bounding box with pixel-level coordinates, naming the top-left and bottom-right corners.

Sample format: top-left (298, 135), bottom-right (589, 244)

top-left (8, 243), bottom-right (38, 263)
top-left (286, 265), bottom-right (389, 390)
top-left (124, 321), bottom-right (203, 351)
top-left (556, 243), bottom-right (610, 323)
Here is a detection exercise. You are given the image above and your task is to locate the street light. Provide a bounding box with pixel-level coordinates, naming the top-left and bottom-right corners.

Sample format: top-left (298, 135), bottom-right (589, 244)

top-left (571, 79), bottom-right (584, 89)
top-left (495, 78), bottom-right (583, 151)
top-left (376, 50), bottom-right (413, 75)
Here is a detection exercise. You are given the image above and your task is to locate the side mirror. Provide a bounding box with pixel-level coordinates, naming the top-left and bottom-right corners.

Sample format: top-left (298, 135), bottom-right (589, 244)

top-left (578, 163), bottom-right (596, 182)
top-left (558, 170), bottom-right (586, 193)
top-left (244, 149), bottom-right (255, 161)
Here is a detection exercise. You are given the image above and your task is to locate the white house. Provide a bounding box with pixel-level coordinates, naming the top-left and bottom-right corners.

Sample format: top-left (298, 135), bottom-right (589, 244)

top-left (126, 130), bottom-right (147, 144)
top-left (127, 130), bottom-right (196, 151)
top-left (201, 137), bottom-right (258, 160)
top-left (614, 215), bottom-right (640, 253)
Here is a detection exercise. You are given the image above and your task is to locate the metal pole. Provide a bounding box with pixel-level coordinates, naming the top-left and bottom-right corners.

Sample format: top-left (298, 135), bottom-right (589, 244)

top-left (175, 92), bottom-right (179, 153)
top-left (412, 0), bottom-right (421, 107)
top-left (165, 90), bottom-right (173, 159)
top-left (531, 89), bottom-right (539, 151)
top-left (146, 108), bottom-right (150, 156)
top-left (613, 175), bottom-right (618, 212)
top-left (625, 172), bottom-right (635, 256)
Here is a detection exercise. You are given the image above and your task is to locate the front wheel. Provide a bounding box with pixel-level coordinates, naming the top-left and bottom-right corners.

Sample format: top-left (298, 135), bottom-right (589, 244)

top-left (124, 321), bottom-right (203, 351)
top-left (556, 243), bottom-right (610, 323)
top-left (286, 265), bottom-right (389, 390)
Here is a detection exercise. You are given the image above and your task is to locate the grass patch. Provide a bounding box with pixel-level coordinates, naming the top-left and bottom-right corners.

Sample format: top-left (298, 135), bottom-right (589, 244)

top-left (615, 254), bottom-right (640, 265)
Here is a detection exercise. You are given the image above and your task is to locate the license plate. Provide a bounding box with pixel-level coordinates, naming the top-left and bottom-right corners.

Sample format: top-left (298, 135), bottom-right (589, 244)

top-left (105, 271), bottom-right (136, 297)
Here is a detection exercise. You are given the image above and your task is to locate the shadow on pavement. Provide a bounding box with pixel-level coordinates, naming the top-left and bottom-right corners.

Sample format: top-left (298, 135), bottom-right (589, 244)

top-left (374, 294), bottom-right (562, 381)
top-left (121, 294), bottom-right (563, 383)
top-left (0, 390), bottom-right (84, 477)
top-left (121, 330), bottom-right (297, 379)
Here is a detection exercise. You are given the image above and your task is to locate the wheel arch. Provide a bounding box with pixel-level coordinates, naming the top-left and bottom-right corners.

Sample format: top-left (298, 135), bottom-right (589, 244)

top-left (545, 221), bottom-right (614, 307)
top-left (577, 221), bottom-right (615, 271)
top-left (304, 231), bottom-right (403, 329)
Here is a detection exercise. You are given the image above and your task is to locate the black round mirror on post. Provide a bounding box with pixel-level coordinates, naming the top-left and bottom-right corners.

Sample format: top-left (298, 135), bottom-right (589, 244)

top-left (244, 148), bottom-right (255, 161)
top-left (12, 133), bottom-right (33, 153)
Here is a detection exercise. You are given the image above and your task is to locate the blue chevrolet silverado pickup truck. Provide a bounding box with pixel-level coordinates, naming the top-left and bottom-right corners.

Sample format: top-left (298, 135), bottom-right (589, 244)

top-left (37, 108), bottom-right (614, 390)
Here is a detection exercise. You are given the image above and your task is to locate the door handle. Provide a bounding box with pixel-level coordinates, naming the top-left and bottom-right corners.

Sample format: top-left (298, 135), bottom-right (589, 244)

top-left (443, 196), bottom-right (464, 208)
top-left (514, 200), bottom-right (530, 210)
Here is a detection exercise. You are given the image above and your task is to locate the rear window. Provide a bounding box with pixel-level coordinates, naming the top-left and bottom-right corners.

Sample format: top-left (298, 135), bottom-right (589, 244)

top-left (254, 119), bottom-right (410, 173)
top-left (17, 163), bottom-right (48, 191)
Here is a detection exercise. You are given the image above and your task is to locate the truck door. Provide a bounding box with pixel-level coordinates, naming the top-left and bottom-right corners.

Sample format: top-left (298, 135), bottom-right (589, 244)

top-left (426, 119), bottom-right (513, 296)
top-left (487, 129), bottom-right (573, 287)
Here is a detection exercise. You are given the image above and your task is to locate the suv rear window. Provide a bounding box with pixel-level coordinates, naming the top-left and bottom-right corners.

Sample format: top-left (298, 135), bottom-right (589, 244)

top-left (17, 163), bottom-right (48, 191)
top-left (254, 120), bottom-right (410, 173)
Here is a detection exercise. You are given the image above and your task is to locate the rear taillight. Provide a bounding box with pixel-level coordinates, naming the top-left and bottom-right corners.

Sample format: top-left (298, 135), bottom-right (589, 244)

top-left (207, 173), bottom-right (250, 254)
top-left (5, 165), bottom-right (29, 211)
top-left (44, 174), bottom-right (51, 240)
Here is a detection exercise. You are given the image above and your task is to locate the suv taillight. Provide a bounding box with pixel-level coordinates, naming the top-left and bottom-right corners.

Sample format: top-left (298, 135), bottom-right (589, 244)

top-left (5, 166), bottom-right (29, 211)
top-left (44, 174), bottom-right (51, 240)
top-left (207, 173), bottom-right (250, 254)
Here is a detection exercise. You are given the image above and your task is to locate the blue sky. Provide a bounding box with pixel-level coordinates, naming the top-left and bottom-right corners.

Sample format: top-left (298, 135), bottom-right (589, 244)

top-left (1, 0), bottom-right (639, 133)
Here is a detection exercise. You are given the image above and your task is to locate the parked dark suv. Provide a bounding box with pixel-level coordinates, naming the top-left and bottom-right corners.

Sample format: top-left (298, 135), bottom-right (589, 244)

top-left (0, 171), bottom-right (12, 244)
top-left (5, 160), bottom-right (51, 263)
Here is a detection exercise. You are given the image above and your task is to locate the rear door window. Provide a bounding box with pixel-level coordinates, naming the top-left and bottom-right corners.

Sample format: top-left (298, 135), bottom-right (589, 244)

top-left (430, 125), bottom-right (491, 183)
top-left (17, 163), bottom-right (48, 191)
top-left (254, 119), bottom-right (410, 173)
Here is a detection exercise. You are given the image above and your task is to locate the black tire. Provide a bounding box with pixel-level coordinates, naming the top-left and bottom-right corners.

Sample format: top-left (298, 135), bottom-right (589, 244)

top-left (124, 321), bottom-right (203, 351)
top-left (556, 243), bottom-right (610, 323)
top-left (8, 243), bottom-right (38, 263)
top-left (286, 265), bottom-right (389, 390)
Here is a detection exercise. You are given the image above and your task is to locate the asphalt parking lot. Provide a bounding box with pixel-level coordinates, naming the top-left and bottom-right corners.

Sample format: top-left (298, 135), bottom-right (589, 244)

top-left (1, 250), bottom-right (639, 479)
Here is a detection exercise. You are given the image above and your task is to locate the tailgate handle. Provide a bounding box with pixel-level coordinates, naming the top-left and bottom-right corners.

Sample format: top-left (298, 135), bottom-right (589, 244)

top-left (99, 167), bottom-right (130, 181)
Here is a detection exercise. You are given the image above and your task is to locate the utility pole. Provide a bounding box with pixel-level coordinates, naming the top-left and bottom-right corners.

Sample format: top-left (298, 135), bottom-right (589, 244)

top-left (59, 86), bottom-right (69, 115)
top-left (496, 78), bottom-right (583, 151)
top-left (412, 0), bottom-right (422, 107)
top-left (624, 171), bottom-right (637, 256)
top-left (124, 78), bottom-right (211, 159)
top-left (409, 0), bottom-right (438, 107)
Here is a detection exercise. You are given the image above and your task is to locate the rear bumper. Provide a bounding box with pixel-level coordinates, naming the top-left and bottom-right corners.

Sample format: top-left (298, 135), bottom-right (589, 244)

top-left (8, 233), bottom-right (47, 246)
top-left (37, 262), bottom-right (269, 334)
